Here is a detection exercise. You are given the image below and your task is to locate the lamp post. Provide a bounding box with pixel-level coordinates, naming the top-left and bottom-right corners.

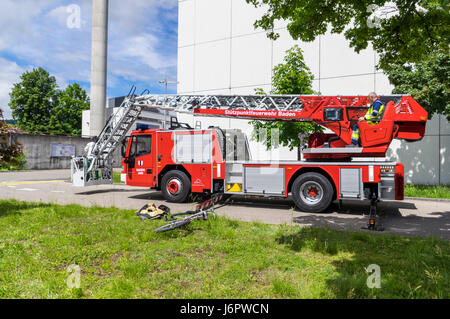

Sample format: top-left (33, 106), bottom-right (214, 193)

top-left (159, 79), bottom-right (178, 94)
top-left (159, 79), bottom-right (179, 128)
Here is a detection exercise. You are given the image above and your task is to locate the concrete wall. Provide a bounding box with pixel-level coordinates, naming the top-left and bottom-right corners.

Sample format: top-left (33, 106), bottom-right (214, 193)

top-left (387, 114), bottom-right (450, 185)
top-left (15, 134), bottom-right (121, 170)
top-left (177, 0), bottom-right (450, 185)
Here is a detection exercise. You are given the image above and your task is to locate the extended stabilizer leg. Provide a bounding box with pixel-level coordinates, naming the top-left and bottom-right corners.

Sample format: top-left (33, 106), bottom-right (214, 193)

top-left (363, 194), bottom-right (384, 231)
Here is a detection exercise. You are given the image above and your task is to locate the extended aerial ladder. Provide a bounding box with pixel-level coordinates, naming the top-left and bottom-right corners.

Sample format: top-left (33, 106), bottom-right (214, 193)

top-left (71, 87), bottom-right (428, 187)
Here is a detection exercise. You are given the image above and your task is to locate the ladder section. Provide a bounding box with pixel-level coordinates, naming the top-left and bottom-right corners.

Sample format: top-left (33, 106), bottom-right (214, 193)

top-left (93, 97), bottom-right (143, 161)
top-left (133, 94), bottom-right (306, 113)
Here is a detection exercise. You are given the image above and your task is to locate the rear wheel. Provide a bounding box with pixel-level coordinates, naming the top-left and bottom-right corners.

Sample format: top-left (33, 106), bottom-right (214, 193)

top-left (291, 172), bottom-right (334, 213)
top-left (161, 170), bottom-right (191, 203)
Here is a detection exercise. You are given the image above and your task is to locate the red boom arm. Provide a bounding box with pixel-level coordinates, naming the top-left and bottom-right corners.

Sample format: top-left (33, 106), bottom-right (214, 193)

top-left (193, 95), bottom-right (428, 159)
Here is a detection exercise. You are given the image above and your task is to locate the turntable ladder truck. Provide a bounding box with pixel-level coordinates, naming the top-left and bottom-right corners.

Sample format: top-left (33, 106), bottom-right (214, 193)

top-left (71, 91), bottom-right (428, 230)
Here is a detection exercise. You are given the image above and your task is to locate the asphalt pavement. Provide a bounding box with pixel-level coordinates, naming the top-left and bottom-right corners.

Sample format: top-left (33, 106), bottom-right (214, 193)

top-left (0, 169), bottom-right (449, 239)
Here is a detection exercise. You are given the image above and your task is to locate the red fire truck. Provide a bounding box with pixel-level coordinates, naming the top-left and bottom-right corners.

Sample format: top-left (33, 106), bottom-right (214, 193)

top-left (72, 92), bottom-right (428, 230)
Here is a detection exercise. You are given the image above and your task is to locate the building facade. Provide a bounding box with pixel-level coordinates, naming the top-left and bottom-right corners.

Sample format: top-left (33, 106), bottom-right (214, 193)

top-left (177, 0), bottom-right (449, 185)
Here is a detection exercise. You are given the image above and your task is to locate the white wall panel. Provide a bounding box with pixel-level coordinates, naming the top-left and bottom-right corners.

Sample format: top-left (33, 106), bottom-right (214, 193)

top-left (272, 28), bottom-right (320, 79)
top-left (194, 116), bottom-right (231, 130)
top-left (177, 45), bottom-right (194, 93)
top-left (195, 0), bottom-right (231, 43)
top-left (194, 40), bottom-right (231, 92)
top-left (440, 114), bottom-right (450, 134)
top-left (230, 84), bottom-right (271, 95)
top-left (388, 136), bottom-right (439, 185)
top-left (440, 135), bottom-right (450, 184)
top-left (229, 117), bottom-right (297, 161)
top-left (321, 33), bottom-right (375, 78)
top-left (231, 0), bottom-right (268, 36)
top-left (231, 33), bottom-right (272, 88)
top-left (312, 79), bottom-right (320, 93)
top-left (424, 114), bottom-right (440, 136)
top-left (319, 74), bottom-right (374, 95)
top-left (178, 0), bottom-right (195, 47)
top-left (375, 73), bottom-right (394, 95)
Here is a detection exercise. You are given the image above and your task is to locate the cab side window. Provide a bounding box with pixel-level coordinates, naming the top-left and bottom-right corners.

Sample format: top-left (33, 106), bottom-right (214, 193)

top-left (136, 135), bottom-right (152, 157)
top-left (129, 137), bottom-right (136, 158)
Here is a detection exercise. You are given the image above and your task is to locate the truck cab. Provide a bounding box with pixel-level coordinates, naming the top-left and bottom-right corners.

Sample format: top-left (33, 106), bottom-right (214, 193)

top-left (121, 125), bottom-right (251, 202)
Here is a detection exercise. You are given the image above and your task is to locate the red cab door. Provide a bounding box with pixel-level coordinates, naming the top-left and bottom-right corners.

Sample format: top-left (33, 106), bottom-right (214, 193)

top-left (126, 134), bottom-right (156, 187)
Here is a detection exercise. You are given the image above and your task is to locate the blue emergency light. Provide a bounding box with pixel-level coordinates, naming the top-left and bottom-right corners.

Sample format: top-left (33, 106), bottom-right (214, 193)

top-left (136, 124), bottom-right (150, 130)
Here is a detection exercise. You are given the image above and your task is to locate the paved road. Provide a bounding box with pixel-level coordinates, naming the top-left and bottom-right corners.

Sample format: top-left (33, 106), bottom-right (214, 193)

top-left (0, 170), bottom-right (449, 239)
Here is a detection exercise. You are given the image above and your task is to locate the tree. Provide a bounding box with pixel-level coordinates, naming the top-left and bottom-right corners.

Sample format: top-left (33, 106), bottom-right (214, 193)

top-left (9, 67), bottom-right (58, 133)
top-left (9, 68), bottom-right (89, 136)
top-left (245, 0), bottom-right (449, 70)
top-left (250, 45), bottom-right (323, 160)
top-left (48, 83), bottom-right (90, 136)
top-left (0, 108), bottom-right (25, 170)
top-left (385, 52), bottom-right (450, 120)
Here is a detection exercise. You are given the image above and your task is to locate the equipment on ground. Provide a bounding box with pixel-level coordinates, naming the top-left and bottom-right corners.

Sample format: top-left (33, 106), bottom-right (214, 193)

top-left (136, 203), bottom-right (171, 220)
top-left (152, 194), bottom-right (223, 233)
top-left (72, 86), bottom-right (428, 231)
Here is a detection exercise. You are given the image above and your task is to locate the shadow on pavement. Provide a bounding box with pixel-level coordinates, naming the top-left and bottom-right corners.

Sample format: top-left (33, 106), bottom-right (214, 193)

top-left (380, 211), bottom-right (450, 239)
top-left (292, 200), bottom-right (449, 239)
top-left (75, 188), bottom-right (149, 195)
top-left (222, 195), bottom-right (296, 210)
top-left (207, 195), bottom-right (448, 239)
top-left (129, 192), bottom-right (166, 200)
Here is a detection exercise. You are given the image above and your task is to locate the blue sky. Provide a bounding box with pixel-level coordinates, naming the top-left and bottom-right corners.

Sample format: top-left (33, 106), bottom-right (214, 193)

top-left (0, 0), bottom-right (178, 119)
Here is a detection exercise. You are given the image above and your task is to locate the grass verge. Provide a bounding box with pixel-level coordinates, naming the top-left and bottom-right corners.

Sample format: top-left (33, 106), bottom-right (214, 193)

top-left (405, 185), bottom-right (450, 199)
top-left (113, 172), bottom-right (123, 184)
top-left (0, 199), bottom-right (448, 299)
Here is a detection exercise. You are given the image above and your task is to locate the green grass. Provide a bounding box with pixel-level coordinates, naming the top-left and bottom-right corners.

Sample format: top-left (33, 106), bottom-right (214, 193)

top-left (405, 185), bottom-right (450, 199)
top-left (0, 199), bottom-right (448, 299)
top-left (113, 172), bottom-right (123, 184)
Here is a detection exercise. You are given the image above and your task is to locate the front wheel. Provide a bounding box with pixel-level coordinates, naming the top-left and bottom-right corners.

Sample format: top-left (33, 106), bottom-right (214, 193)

top-left (161, 170), bottom-right (191, 203)
top-left (291, 172), bottom-right (334, 213)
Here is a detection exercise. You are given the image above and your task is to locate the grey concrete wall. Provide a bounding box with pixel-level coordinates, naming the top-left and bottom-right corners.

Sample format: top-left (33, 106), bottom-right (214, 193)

top-left (15, 134), bottom-right (121, 170)
top-left (386, 114), bottom-right (450, 185)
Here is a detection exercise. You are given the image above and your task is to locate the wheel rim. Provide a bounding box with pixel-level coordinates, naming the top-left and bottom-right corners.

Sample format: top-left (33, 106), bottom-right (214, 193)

top-left (167, 178), bottom-right (182, 195)
top-left (299, 181), bottom-right (323, 205)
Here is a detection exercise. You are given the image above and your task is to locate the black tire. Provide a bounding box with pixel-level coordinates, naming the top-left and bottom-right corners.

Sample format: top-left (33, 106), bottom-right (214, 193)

top-left (161, 170), bottom-right (191, 203)
top-left (291, 172), bottom-right (334, 213)
top-left (153, 219), bottom-right (191, 233)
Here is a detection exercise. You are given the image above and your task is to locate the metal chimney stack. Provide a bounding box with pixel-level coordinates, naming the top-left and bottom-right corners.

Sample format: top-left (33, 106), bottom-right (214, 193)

top-left (89, 0), bottom-right (109, 137)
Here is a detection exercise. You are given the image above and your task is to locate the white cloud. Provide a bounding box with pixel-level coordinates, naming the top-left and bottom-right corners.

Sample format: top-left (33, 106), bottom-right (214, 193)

top-left (115, 33), bottom-right (176, 70)
top-left (0, 0), bottom-right (60, 51)
top-left (0, 58), bottom-right (26, 119)
top-left (109, 0), bottom-right (177, 34)
top-left (46, 5), bottom-right (71, 27)
top-left (0, 0), bottom-right (179, 111)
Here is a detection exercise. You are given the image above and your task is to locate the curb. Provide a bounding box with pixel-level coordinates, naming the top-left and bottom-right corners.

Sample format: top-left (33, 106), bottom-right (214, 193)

top-left (405, 197), bottom-right (450, 203)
